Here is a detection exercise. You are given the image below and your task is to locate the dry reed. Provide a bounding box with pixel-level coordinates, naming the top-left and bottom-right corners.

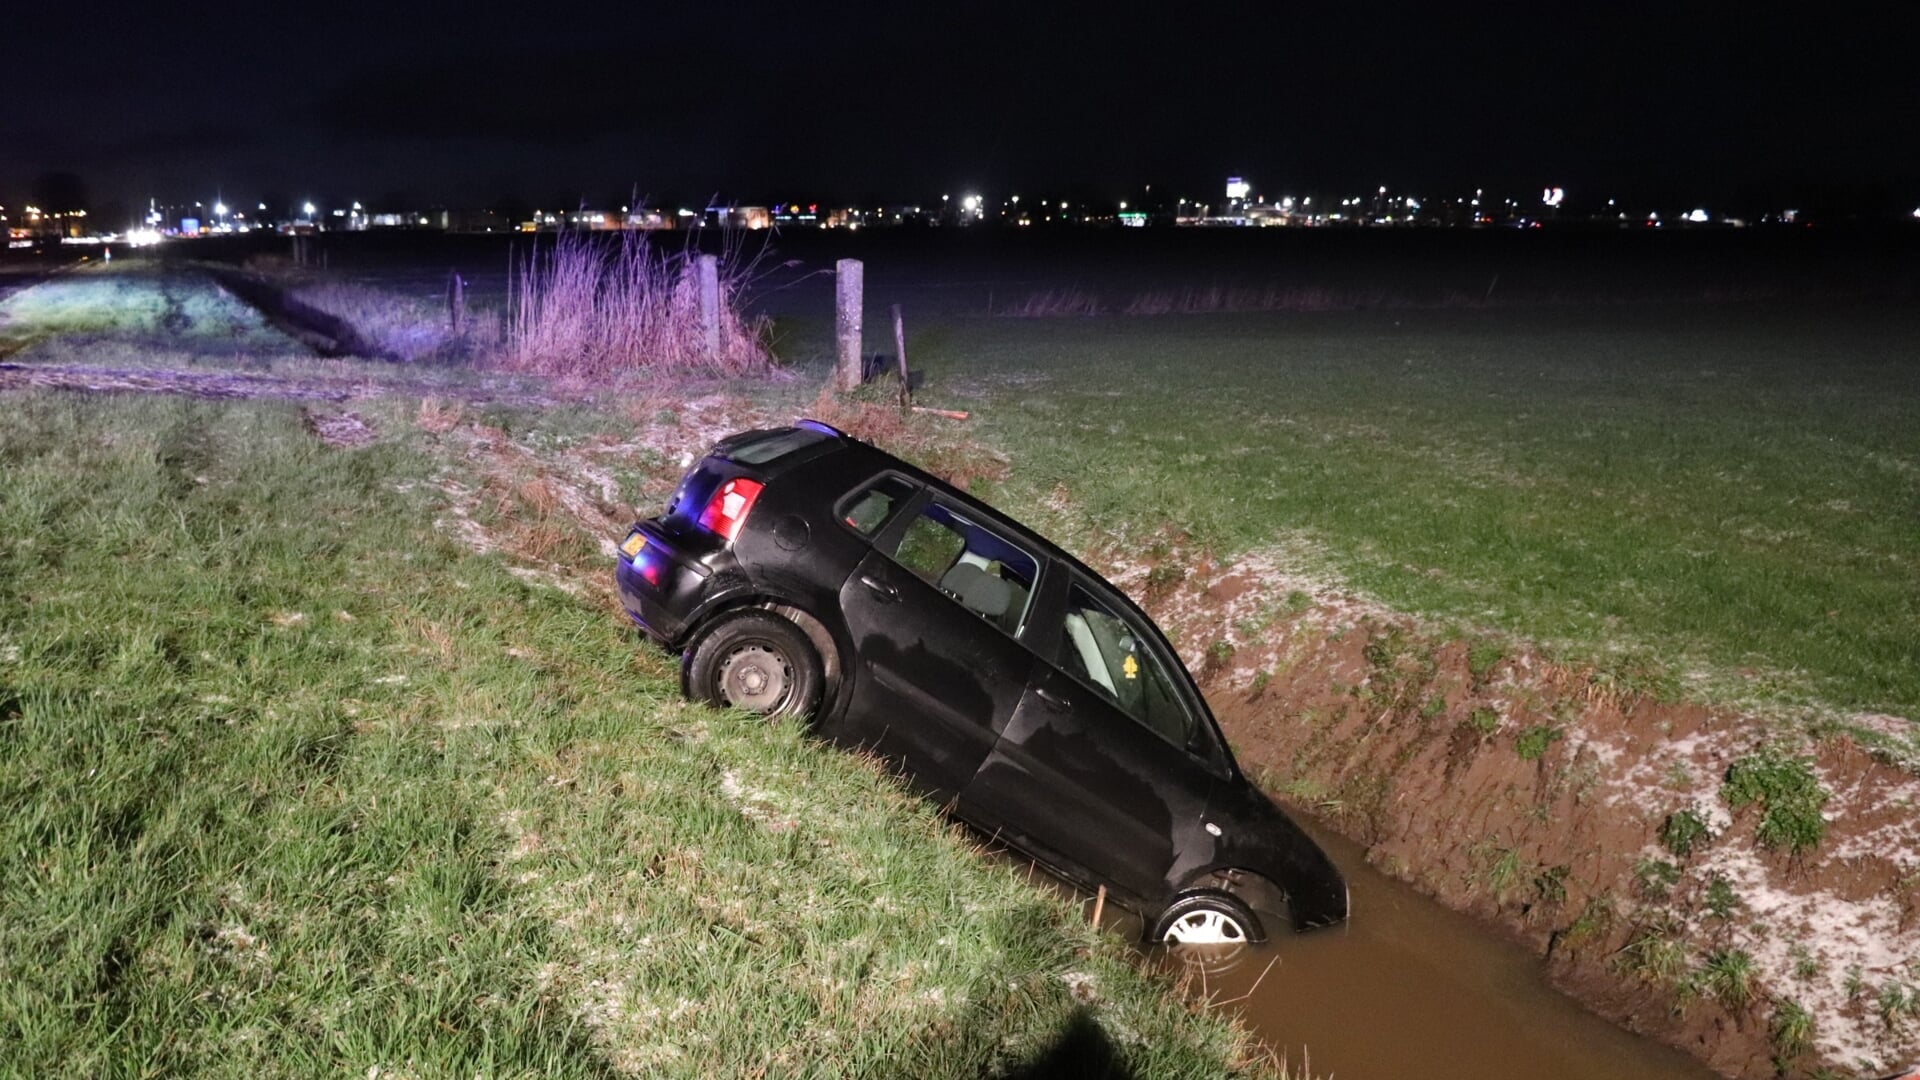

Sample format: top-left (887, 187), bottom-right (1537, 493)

top-left (498, 229), bottom-right (776, 377)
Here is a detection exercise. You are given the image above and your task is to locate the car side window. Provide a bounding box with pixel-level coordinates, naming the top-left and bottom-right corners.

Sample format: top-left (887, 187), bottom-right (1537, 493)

top-left (840, 475), bottom-right (918, 537)
top-left (1058, 582), bottom-right (1195, 749)
top-left (885, 500), bottom-right (1038, 638)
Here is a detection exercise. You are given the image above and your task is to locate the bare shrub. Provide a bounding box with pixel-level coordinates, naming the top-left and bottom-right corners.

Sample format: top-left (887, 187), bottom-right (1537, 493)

top-left (498, 229), bottom-right (776, 378)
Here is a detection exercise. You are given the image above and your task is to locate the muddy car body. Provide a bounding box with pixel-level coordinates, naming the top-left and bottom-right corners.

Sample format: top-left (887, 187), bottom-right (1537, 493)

top-left (615, 420), bottom-right (1348, 942)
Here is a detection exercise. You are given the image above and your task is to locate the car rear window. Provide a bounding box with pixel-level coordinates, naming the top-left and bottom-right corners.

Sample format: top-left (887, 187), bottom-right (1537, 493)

top-left (719, 427), bottom-right (833, 465)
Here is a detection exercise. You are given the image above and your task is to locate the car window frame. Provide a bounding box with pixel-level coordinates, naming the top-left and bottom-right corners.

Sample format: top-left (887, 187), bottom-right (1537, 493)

top-left (868, 488), bottom-right (1046, 644)
top-left (833, 471), bottom-right (923, 543)
top-left (1050, 570), bottom-right (1231, 774)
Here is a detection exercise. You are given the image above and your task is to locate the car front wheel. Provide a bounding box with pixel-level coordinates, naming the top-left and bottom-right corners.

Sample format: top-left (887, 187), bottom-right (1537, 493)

top-left (686, 611), bottom-right (823, 720)
top-left (1150, 892), bottom-right (1263, 945)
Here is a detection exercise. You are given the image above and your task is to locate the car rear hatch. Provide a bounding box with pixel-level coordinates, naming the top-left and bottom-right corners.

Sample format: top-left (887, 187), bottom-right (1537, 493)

top-left (616, 422), bottom-right (847, 642)
top-left (653, 421), bottom-right (843, 543)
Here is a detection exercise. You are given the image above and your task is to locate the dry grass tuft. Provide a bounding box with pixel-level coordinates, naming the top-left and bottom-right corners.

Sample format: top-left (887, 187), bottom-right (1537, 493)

top-left (1122, 285), bottom-right (1387, 315)
top-left (997, 289), bottom-right (1106, 317)
top-left (415, 396), bottom-right (465, 433)
top-left (499, 230), bottom-right (776, 378)
top-left (805, 388), bottom-right (1010, 493)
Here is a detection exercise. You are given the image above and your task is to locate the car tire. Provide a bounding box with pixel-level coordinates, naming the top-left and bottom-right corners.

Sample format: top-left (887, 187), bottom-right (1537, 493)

top-left (686, 611), bottom-right (823, 721)
top-left (1150, 892), bottom-right (1264, 945)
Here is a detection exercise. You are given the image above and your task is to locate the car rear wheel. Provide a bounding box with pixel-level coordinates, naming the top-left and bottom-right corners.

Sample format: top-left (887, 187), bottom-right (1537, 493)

top-left (1151, 892), bottom-right (1262, 945)
top-left (686, 612), bottom-right (823, 720)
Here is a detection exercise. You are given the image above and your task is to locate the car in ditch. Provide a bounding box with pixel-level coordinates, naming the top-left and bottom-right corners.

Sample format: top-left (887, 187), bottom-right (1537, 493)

top-left (614, 419), bottom-right (1348, 944)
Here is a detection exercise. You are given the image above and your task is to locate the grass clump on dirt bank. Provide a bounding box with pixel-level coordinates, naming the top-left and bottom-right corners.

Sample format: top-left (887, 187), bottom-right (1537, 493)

top-left (0, 391), bottom-right (1277, 1079)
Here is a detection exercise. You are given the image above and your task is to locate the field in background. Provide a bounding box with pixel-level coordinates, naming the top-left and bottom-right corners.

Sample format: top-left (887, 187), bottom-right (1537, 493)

top-left (901, 300), bottom-right (1920, 722)
top-left (0, 391), bottom-right (1274, 1078)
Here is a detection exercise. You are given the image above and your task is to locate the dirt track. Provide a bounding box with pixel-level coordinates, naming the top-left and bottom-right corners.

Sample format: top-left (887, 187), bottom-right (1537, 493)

top-left (0, 360), bottom-right (566, 408)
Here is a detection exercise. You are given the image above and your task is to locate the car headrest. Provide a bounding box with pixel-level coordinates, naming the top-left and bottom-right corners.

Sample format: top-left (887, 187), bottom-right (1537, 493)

top-left (939, 562), bottom-right (1012, 618)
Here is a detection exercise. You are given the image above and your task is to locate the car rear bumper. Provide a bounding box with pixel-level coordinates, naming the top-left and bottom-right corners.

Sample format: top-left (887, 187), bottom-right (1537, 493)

top-left (613, 522), bottom-right (714, 646)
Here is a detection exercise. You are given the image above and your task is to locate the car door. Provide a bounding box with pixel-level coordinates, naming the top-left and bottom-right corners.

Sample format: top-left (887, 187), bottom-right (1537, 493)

top-left (958, 573), bottom-right (1224, 904)
top-left (834, 492), bottom-right (1041, 801)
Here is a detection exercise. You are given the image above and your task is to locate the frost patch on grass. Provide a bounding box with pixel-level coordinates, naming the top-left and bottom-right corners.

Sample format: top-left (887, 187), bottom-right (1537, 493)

top-left (1061, 970), bottom-right (1101, 1004)
top-left (505, 565), bottom-right (583, 595)
top-left (1692, 843), bottom-right (1919, 1069)
top-left (720, 768), bottom-right (799, 832)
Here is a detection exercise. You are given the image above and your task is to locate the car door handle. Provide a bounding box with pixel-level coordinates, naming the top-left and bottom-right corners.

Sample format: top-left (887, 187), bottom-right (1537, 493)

top-left (858, 573), bottom-right (900, 602)
top-left (1035, 686), bottom-right (1071, 711)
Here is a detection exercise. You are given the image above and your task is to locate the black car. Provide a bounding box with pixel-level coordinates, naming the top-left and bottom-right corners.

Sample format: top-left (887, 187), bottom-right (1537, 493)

top-left (615, 420), bottom-right (1347, 943)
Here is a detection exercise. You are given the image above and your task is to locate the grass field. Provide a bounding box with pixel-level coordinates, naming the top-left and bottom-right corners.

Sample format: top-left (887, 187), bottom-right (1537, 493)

top-left (0, 391), bottom-right (1274, 1078)
top-left (844, 300), bottom-right (1920, 722)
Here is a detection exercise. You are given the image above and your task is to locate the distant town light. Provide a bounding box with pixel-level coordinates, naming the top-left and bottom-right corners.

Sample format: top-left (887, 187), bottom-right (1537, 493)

top-left (1687, 208), bottom-right (1709, 223)
top-left (962, 194), bottom-right (981, 211)
top-left (1542, 187), bottom-right (1565, 207)
top-left (1226, 177), bottom-right (1250, 200)
top-left (1912, 207), bottom-right (1920, 218)
top-left (303, 202), bottom-right (317, 216)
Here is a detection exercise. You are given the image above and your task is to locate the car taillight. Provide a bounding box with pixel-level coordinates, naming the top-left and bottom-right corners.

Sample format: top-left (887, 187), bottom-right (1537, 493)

top-left (697, 478), bottom-right (764, 542)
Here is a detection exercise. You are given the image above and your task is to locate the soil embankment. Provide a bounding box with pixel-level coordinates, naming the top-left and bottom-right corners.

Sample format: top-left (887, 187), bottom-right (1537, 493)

top-left (1108, 543), bottom-right (1920, 1079)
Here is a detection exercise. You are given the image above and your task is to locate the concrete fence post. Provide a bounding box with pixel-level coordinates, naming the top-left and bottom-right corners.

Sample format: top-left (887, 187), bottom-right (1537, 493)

top-left (697, 254), bottom-right (722, 362)
top-left (835, 258), bottom-right (864, 391)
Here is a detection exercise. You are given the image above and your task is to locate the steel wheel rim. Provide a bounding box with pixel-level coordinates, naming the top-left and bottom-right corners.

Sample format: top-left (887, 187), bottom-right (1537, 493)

top-left (717, 643), bottom-right (793, 713)
top-left (1161, 908), bottom-right (1247, 945)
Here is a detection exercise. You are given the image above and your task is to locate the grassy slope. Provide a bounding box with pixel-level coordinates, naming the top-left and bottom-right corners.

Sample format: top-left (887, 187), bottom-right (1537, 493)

top-left (874, 302), bottom-right (1920, 719)
top-left (0, 393), bottom-right (1268, 1078)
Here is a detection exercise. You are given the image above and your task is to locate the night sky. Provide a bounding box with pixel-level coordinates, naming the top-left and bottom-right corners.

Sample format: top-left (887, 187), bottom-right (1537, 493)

top-left (6, 1), bottom-right (1917, 217)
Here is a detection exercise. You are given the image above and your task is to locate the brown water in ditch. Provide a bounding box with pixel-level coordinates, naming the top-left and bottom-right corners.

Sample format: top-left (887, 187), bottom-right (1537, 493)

top-left (1059, 818), bottom-right (1722, 1080)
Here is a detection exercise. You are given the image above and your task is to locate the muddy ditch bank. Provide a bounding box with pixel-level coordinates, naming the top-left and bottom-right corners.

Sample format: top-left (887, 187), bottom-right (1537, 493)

top-left (1102, 542), bottom-right (1920, 1079)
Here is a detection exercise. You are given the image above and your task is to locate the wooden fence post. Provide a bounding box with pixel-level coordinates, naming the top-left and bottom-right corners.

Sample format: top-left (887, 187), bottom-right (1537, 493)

top-left (698, 254), bottom-right (722, 362)
top-left (835, 258), bottom-right (864, 392)
top-left (891, 303), bottom-right (911, 408)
